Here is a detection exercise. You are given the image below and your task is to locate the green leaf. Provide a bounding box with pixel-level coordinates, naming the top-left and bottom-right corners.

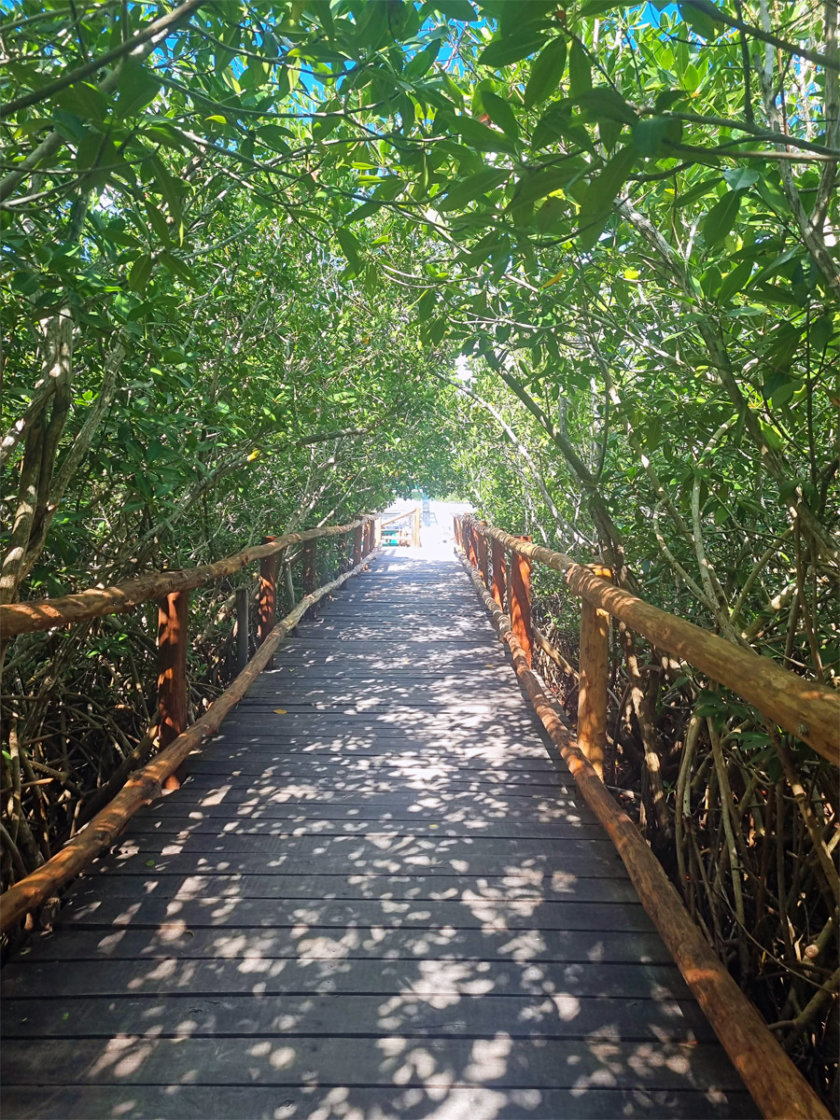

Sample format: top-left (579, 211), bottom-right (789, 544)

top-left (676, 175), bottom-right (723, 208)
top-left (678, 1), bottom-right (723, 40)
top-left (575, 87), bottom-right (637, 125)
top-left (810, 312), bottom-right (835, 352)
top-left (568, 41), bottom-right (592, 98)
top-left (336, 227), bottom-right (362, 273)
top-left (703, 191), bottom-right (742, 246)
top-left (723, 167), bottom-right (760, 192)
top-left (481, 92), bottom-right (520, 140)
top-left (53, 81), bottom-right (107, 124)
top-left (479, 31), bottom-right (546, 69)
top-left (762, 370), bottom-right (797, 408)
top-left (716, 259), bottom-right (753, 304)
top-left (128, 255), bottom-right (154, 293)
top-left (430, 0), bottom-right (478, 19)
top-left (439, 168), bottom-right (510, 210)
top-left (585, 145), bottom-right (635, 213)
top-left (576, 145), bottom-right (635, 249)
top-left (523, 38), bottom-right (567, 109)
top-left (446, 112), bottom-right (517, 154)
top-left (631, 115), bottom-right (680, 155)
top-left (405, 41), bottom-right (442, 80)
top-left (115, 58), bottom-right (161, 117)
top-left (509, 165), bottom-right (579, 210)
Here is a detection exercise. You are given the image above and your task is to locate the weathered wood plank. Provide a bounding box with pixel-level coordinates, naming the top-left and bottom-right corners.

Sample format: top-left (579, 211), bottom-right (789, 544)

top-left (11, 926), bottom-right (672, 965)
top-left (50, 895), bottom-right (655, 932)
top-left (2, 957), bottom-right (700, 1000)
top-left (0, 992), bottom-right (715, 1041)
top-left (65, 870), bottom-right (643, 905)
top-left (0, 1035), bottom-right (748, 1091)
top-left (0, 1084), bottom-right (757, 1120)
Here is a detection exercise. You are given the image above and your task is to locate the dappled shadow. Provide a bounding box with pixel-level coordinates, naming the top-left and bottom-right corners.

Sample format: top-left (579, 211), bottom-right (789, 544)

top-left (1, 552), bottom-right (757, 1119)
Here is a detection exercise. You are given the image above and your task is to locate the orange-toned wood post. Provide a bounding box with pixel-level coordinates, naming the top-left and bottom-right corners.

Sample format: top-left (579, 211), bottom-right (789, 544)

top-left (509, 537), bottom-right (533, 668)
top-left (234, 584), bottom-right (249, 672)
top-left (362, 518), bottom-right (373, 557)
top-left (301, 540), bottom-right (317, 595)
top-left (577, 565), bottom-right (611, 781)
top-left (258, 537), bottom-right (278, 645)
top-left (476, 523), bottom-right (489, 589)
top-left (466, 519), bottom-right (478, 569)
top-left (412, 507), bottom-right (421, 547)
top-left (490, 537), bottom-right (506, 610)
top-left (453, 516), bottom-right (461, 549)
top-left (157, 589), bottom-right (189, 790)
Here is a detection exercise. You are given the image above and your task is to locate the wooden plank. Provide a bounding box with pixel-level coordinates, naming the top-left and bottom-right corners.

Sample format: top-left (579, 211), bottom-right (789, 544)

top-left (0, 1035), bottom-right (748, 1091)
top-left (1, 991), bottom-right (715, 1041)
top-left (64, 871), bottom-right (643, 905)
top-left (0, 957), bottom-right (702, 1000)
top-left (180, 761), bottom-right (574, 785)
top-left (141, 793), bottom-right (591, 821)
top-left (11, 926), bottom-right (673, 964)
top-left (127, 816), bottom-right (604, 840)
top-left (0, 1084), bottom-right (757, 1120)
top-left (108, 833), bottom-right (623, 865)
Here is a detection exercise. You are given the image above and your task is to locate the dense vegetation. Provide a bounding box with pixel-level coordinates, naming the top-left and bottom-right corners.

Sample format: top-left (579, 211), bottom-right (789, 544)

top-left (2, 0), bottom-right (837, 1104)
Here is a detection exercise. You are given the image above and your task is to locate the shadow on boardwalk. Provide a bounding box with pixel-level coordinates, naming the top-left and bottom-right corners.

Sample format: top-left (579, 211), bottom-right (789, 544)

top-left (1, 552), bottom-right (757, 1119)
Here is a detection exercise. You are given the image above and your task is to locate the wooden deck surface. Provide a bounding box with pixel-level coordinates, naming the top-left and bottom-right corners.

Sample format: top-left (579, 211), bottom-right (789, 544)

top-left (1, 551), bottom-right (757, 1119)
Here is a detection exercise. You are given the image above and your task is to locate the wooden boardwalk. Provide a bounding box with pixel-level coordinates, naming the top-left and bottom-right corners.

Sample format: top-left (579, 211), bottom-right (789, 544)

top-left (1, 551), bottom-right (756, 1119)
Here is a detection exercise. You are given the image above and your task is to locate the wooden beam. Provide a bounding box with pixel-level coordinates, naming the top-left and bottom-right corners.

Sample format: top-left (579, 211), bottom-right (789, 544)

top-left (156, 590), bottom-right (189, 791)
top-left (490, 537), bottom-right (506, 610)
top-left (509, 535), bottom-right (533, 669)
top-left (577, 566), bottom-right (611, 780)
top-left (468, 521), bottom-right (839, 766)
top-left (1, 518), bottom-right (369, 639)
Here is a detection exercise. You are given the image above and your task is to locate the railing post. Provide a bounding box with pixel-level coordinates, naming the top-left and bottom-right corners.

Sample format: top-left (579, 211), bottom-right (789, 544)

top-left (258, 537), bottom-right (278, 645)
top-left (412, 507), bottom-right (421, 548)
top-left (476, 522), bottom-right (489, 588)
top-left (509, 537), bottom-right (533, 668)
top-left (490, 537), bottom-right (506, 610)
top-left (375, 517), bottom-right (382, 548)
top-left (577, 565), bottom-right (611, 781)
top-left (302, 539), bottom-right (317, 595)
top-left (157, 589), bottom-right (189, 789)
top-left (466, 519), bottom-right (478, 569)
top-left (353, 522), bottom-right (364, 567)
top-left (453, 516), bottom-right (460, 549)
top-left (234, 584), bottom-right (249, 672)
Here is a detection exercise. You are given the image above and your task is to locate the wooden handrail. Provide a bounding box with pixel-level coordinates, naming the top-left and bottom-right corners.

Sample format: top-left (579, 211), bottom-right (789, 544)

top-left (455, 544), bottom-right (830, 1120)
top-left (0, 550), bottom-right (377, 935)
top-left (462, 517), bottom-right (839, 766)
top-left (380, 506), bottom-right (420, 529)
top-left (0, 517), bottom-right (374, 639)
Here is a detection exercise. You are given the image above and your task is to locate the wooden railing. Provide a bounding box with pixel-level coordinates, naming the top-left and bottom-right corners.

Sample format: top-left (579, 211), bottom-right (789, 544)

top-left (0, 515), bottom-right (380, 933)
top-left (454, 513), bottom-right (836, 1120)
top-left (455, 515), bottom-right (838, 767)
top-left (380, 505), bottom-right (422, 547)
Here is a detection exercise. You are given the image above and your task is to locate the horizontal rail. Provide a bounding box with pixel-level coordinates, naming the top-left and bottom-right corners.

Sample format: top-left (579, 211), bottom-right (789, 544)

top-left (379, 506), bottom-right (420, 528)
top-left (0, 517), bottom-right (372, 639)
top-left (468, 519), bottom-right (839, 766)
top-left (0, 550), bottom-right (376, 934)
top-left (456, 545), bottom-right (830, 1120)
